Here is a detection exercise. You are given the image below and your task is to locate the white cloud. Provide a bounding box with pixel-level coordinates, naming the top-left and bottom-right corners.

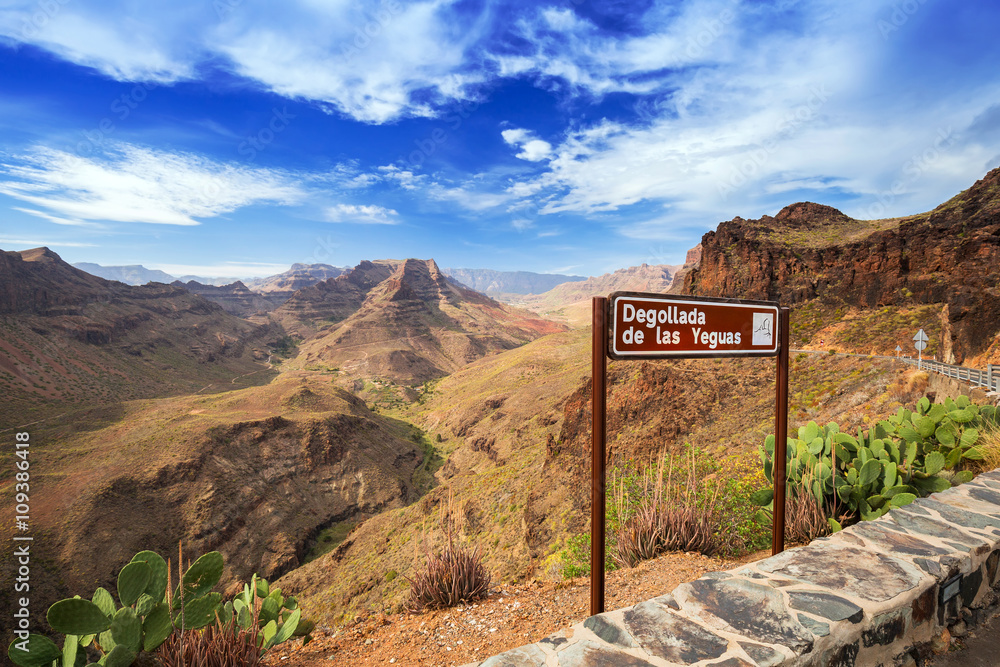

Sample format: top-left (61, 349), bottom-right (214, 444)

top-left (377, 165), bottom-right (424, 190)
top-left (428, 184), bottom-right (511, 211)
top-left (511, 218), bottom-right (533, 230)
top-left (0, 144), bottom-right (305, 225)
top-left (0, 1), bottom-right (491, 124)
top-left (501, 128), bottom-right (552, 162)
top-left (325, 203), bottom-right (399, 224)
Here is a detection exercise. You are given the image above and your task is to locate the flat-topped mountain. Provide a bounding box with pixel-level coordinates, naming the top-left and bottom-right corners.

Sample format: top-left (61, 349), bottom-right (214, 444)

top-left (276, 258), bottom-right (565, 383)
top-left (443, 268), bottom-right (586, 295)
top-left (245, 263), bottom-right (347, 304)
top-left (72, 262), bottom-right (176, 285)
top-left (172, 279), bottom-right (278, 316)
top-left (683, 167), bottom-right (1000, 363)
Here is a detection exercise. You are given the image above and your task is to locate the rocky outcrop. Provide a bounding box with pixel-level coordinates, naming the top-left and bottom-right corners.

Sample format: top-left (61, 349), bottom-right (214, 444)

top-left (245, 263), bottom-right (347, 304)
top-left (683, 168), bottom-right (1000, 362)
top-left (276, 260), bottom-right (396, 325)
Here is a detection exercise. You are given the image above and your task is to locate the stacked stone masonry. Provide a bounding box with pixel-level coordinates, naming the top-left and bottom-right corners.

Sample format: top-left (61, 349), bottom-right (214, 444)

top-left (468, 469), bottom-right (1000, 667)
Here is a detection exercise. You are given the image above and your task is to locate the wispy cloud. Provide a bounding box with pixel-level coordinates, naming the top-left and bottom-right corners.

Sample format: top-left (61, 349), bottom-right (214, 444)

top-left (325, 203), bottom-right (399, 224)
top-left (0, 238), bottom-right (96, 248)
top-left (148, 262), bottom-right (292, 279)
top-left (13, 207), bottom-right (102, 227)
top-left (0, 143), bottom-right (305, 226)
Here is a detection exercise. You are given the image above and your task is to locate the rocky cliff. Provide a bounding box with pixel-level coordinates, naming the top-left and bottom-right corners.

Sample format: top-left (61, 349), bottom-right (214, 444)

top-left (683, 169), bottom-right (1000, 363)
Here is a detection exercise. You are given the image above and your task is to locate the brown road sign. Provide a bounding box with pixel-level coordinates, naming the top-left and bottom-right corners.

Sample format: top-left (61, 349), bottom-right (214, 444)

top-left (609, 292), bottom-right (780, 358)
top-left (590, 293), bottom-right (791, 615)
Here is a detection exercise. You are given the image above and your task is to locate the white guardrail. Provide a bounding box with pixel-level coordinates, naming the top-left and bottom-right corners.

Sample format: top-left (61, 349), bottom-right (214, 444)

top-left (897, 357), bottom-right (999, 393)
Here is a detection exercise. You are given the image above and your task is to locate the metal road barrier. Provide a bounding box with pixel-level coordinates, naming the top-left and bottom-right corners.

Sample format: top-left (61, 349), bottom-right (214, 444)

top-left (898, 357), bottom-right (999, 393)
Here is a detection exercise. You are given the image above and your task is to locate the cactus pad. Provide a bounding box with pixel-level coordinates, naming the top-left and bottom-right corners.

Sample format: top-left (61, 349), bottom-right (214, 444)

top-left (47, 599), bottom-right (113, 635)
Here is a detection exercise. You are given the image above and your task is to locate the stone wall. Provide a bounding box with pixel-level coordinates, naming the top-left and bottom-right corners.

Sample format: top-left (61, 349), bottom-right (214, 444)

top-left (468, 470), bottom-right (1000, 667)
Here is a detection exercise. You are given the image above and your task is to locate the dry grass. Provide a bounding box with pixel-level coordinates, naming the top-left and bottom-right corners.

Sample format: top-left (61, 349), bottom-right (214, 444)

top-left (157, 617), bottom-right (263, 667)
top-left (978, 422), bottom-right (1000, 472)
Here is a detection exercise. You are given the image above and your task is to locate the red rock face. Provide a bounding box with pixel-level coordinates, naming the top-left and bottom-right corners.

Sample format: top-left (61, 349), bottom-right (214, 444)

top-left (683, 169), bottom-right (1000, 362)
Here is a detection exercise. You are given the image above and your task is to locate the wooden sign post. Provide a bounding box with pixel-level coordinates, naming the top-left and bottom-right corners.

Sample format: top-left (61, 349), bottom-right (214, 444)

top-left (590, 293), bottom-right (790, 615)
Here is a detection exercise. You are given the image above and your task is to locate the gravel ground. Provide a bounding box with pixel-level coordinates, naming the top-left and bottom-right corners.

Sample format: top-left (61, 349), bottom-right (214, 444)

top-left (263, 550), bottom-right (768, 667)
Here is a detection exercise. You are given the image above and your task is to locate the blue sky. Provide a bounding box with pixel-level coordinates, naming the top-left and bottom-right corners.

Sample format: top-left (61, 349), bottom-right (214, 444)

top-left (1, 0), bottom-right (998, 279)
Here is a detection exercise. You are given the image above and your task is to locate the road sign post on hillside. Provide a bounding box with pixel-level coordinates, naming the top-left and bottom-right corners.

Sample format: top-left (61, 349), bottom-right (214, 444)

top-left (913, 329), bottom-right (929, 370)
top-left (895, 345), bottom-right (902, 358)
top-left (590, 293), bottom-right (790, 615)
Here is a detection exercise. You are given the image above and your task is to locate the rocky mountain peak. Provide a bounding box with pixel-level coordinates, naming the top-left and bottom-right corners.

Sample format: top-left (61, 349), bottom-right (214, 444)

top-left (772, 202), bottom-right (853, 228)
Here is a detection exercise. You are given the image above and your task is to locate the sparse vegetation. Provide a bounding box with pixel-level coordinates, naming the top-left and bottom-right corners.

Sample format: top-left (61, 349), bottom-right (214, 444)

top-left (559, 446), bottom-right (770, 578)
top-left (406, 502), bottom-right (492, 612)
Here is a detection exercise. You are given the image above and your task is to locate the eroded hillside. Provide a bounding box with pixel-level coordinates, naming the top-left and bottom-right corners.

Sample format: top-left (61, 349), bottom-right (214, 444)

top-left (275, 330), bottom-right (922, 625)
top-left (1, 373), bottom-right (427, 624)
top-left (0, 247), bottom-right (280, 427)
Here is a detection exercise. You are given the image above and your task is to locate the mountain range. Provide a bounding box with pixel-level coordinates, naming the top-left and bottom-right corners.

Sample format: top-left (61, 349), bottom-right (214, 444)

top-left (443, 268), bottom-right (586, 295)
top-left (2, 166), bottom-right (998, 645)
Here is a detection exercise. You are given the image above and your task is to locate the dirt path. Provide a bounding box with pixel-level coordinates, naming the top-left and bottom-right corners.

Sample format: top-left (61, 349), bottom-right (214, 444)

top-left (264, 549), bottom-right (768, 667)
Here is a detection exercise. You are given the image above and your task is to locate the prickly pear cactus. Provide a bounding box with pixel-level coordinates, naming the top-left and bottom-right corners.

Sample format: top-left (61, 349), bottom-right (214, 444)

top-left (754, 394), bottom-right (998, 527)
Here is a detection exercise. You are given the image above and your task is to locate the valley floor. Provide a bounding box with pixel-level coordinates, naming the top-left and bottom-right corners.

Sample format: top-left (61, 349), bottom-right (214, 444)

top-left (263, 548), bottom-right (769, 667)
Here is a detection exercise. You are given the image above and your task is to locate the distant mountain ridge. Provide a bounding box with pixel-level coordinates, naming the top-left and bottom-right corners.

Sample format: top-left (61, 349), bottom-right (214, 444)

top-left (502, 263), bottom-right (680, 327)
top-left (443, 268), bottom-right (586, 295)
top-left (72, 262), bottom-right (176, 285)
top-left (72, 262), bottom-right (238, 286)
